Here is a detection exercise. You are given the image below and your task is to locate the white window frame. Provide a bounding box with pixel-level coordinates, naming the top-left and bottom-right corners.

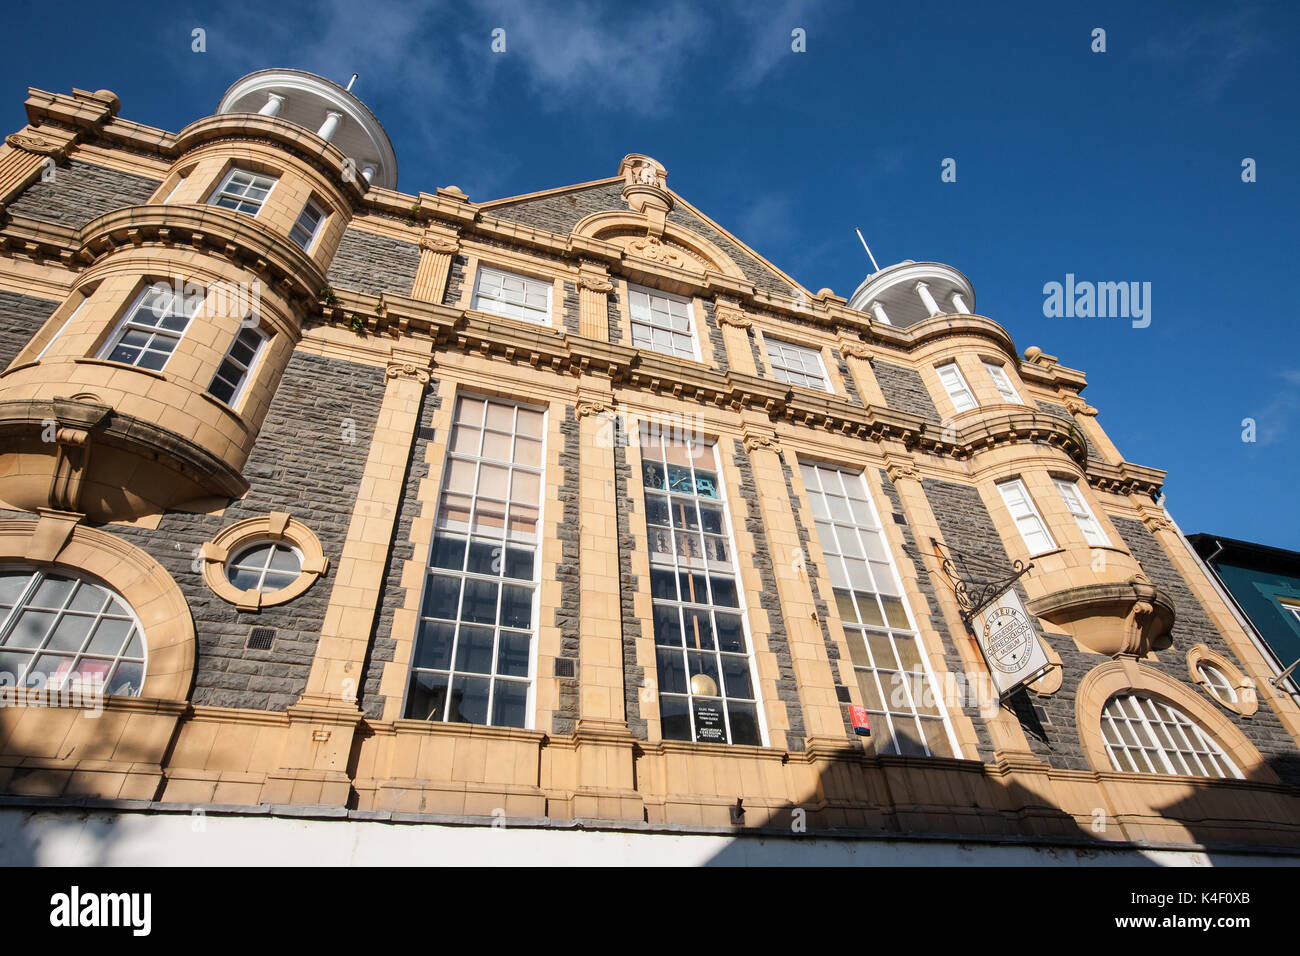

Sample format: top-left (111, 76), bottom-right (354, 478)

top-left (766, 337), bottom-right (831, 393)
top-left (997, 478), bottom-right (1057, 556)
top-left (97, 283), bottom-right (202, 372)
top-left (1053, 477), bottom-right (1110, 547)
top-left (628, 284), bottom-right (700, 361)
top-left (288, 197), bottom-right (327, 252)
top-left (1196, 661), bottom-right (1238, 705)
top-left (470, 265), bottom-right (553, 325)
top-left (1286, 604), bottom-right (1300, 629)
top-left (224, 540), bottom-right (304, 594)
top-left (639, 428), bottom-right (767, 747)
top-left (161, 173), bottom-right (187, 205)
top-left (207, 168), bottom-right (277, 217)
top-left (983, 360), bottom-right (1023, 404)
top-left (403, 394), bottom-right (547, 729)
top-left (208, 324), bottom-right (269, 409)
top-left (1100, 693), bottom-right (1241, 779)
top-left (936, 361), bottom-right (978, 412)
top-left (799, 460), bottom-right (961, 759)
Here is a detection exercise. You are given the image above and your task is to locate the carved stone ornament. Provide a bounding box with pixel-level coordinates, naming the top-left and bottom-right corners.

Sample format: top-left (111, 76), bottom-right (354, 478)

top-left (625, 236), bottom-right (693, 270)
top-left (715, 306), bottom-right (751, 329)
top-left (839, 342), bottom-right (873, 361)
top-left (884, 455), bottom-right (920, 484)
top-left (578, 275), bottom-right (614, 294)
top-left (576, 400), bottom-right (615, 419)
top-left (742, 432), bottom-right (782, 455)
top-left (1064, 396), bottom-right (1099, 417)
top-left (419, 234), bottom-right (459, 254)
top-left (386, 361), bottom-right (431, 384)
top-left (1138, 505), bottom-right (1172, 535)
top-left (4, 132), bottom-right (67, 157)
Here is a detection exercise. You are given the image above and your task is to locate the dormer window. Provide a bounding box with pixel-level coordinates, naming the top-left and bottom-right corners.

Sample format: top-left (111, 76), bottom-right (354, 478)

top-left (208, 169), bottom-right (277, 217)
top-left (289, 198), bottom-right (327, 251)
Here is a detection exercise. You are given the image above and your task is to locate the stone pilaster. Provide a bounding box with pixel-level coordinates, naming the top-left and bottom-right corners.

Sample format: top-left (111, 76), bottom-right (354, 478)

top-left (410, 228), bottom-right (459, 304)
top-left (269, 343), bottom-right (432, 805)
top-left (836, 336), bottom-right (888, 407)
top-left (0, 128), bottom-right (75, 205)
top-left (715, 299), bottom-right (756, 375)
top-left (577, 265), bottom-right (613, 341)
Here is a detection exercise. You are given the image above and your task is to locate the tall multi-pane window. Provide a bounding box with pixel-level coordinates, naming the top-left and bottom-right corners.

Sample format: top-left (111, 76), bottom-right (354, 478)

top-left (997, 478), bottom-right (1057, 555)
top-left (208, 169), bottom-right (276, 216)
top-left (1100, 694), bottom-right (1241, 778)
top-left (936, 362), bottom-right (977, 412)
top-left (405, 395), bottom-right (544, 728)
top-left (0, 567), bottom-right (146, 696)
top-left (471, 266), bottom-right (552, 325)
top-left (1052, 477), bottom-right (1109, 547)
top-left (801, 462), bottom-right (957, 757)
top-left (766, 338), bottom-right (830, 392)
top-left (99, 284), bottom-right (202, 372)
top-left (629, 286), bottom-right (697, 360)
top-left (982, 360), bottom-right (1023, 404)
top-left (208, 325), bottom-right (268, 407)
top-left (640, 427), bottom-right (762, 745)
top-left (288, 198), bottom-right (326, 251)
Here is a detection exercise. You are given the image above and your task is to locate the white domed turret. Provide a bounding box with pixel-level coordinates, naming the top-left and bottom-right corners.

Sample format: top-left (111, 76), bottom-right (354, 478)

top-left (848, 260), bottom-right (975, 328)
top-left (217, 69), bottom-right (398, 189)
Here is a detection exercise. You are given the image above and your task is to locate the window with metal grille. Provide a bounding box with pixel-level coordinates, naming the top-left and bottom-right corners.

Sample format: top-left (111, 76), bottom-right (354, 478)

top-left (800, 462), bottom-right (957, 757)
top-left (99, 284), bottom-right (202, 372)
top-left (472, 266), bottom-right (551, 324)
top-left (405, 395), bottom-right (545, 728)
top-left (208, 325), bottom-right (268, 407)
top-left (997, 478), bottom-right (1057, 555)
top-left (640, 426), bottom-right (762, 745)
top-left (208, 168), bottom-right (277, 216)
top-left (1100, 693), bottom-right (1240, 778)
top-left (0, 567), bottom-right (147, 697)
top-left (1052, 477), bottom-right (1109, 547)
top-left (629, 286), bottom-right (697, 360)
top-left (767, 338), bottom-right (829, 392)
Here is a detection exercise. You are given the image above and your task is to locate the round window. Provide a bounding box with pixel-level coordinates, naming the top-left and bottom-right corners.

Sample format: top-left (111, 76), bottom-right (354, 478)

top-left (226, 541), bottom-right (303, 594)
top-left (1197, 661), bottom-right (1238, 705)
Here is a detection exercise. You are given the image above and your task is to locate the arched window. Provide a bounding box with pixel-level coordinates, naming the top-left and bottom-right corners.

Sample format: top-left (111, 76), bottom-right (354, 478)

top-left (1100, 693), bottom-right (1240, 779)
top-left (0, 567), bottom-right (146, 696)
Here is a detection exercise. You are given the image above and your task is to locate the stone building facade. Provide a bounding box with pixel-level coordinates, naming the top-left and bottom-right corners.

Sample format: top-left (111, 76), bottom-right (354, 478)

top-left (0, 71), bottom-right (1297, 864)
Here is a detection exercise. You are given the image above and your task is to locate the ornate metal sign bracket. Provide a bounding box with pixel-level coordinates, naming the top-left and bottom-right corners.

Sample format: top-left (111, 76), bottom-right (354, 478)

top-left (930, 537), bottom-right (1034, 627)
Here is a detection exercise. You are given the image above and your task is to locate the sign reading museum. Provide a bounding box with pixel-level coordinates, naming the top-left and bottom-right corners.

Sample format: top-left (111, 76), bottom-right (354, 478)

top-left (970, 589), bottom-right (1052, 697)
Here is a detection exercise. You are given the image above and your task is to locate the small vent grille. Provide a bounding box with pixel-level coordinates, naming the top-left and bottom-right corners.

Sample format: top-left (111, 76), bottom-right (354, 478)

top-left (835, 685), bottom-right (852, 703)
top-left (247, 627), bottom-right (276, 651)
top-left (1033, 704), bottom-right (1052, 726)
top-left (554, 658), bottom-right (575, 678)
top-left (892, 512), bottom-right (907, 525)
top-left (417, 426), bottom-right (437, 442)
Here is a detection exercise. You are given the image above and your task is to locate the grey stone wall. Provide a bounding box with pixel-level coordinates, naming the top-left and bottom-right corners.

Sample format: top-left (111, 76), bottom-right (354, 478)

top-left (748, 329), bottom-right (768, 377)
top-left (6, 159), bottom-right (160, 229)
top-left (778, 456), bottom-right (854, 738)
top-left (443, 255), bottom-right (467, 306)
top-left (0, 291), bottom-right (57, 369)
top-left (357, 380), bottom-right (442, 720)
top-left (921, 478), bottom-right (1095, 770)
top-left (560, 281), bottom-right (580, 335)
top-left (1113, 517), bottom-right (1300, 785)
top-left (878, 471), bottom-right (995, 762)
top-left (836, 355), bottom-right (863, 406)
top-left (732, 441), bottom-right (806, 751)
top-left (326, 227), bottom-right (420, 298)
top-left (665, 206), bottom-right (794, 297)
top-left (700, 300), bottom-right (728, 371)
top-left (110, 351), bottom-right (385, 711)
top-left (552, 407), bottom-right (581, 734)
top-left (874, 361), bottom-right (941, 424)
top-left (606, 284), bottom-right (623, 345)
top-left (489, 183), bottom-right (627, 234)
top-left (1036, 401), bottom-right (1100, 461)
top-left (613, 433), bottom-right (647, 738)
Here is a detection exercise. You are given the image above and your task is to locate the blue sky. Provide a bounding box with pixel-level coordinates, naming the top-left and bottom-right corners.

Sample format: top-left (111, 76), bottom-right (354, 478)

top-left (3, 0), bottom-right (1297, 548)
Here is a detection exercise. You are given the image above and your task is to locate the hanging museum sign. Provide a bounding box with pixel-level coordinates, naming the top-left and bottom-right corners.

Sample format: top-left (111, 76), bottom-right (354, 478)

top-left (969, 587), bottom-right (1053, 697)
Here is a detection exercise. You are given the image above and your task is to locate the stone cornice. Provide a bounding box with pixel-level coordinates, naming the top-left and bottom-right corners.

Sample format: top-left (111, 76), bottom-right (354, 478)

top-left (1086, 461), bottom-right (1166, 499)
top-left (71, 203), bottom-right (328, 314)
